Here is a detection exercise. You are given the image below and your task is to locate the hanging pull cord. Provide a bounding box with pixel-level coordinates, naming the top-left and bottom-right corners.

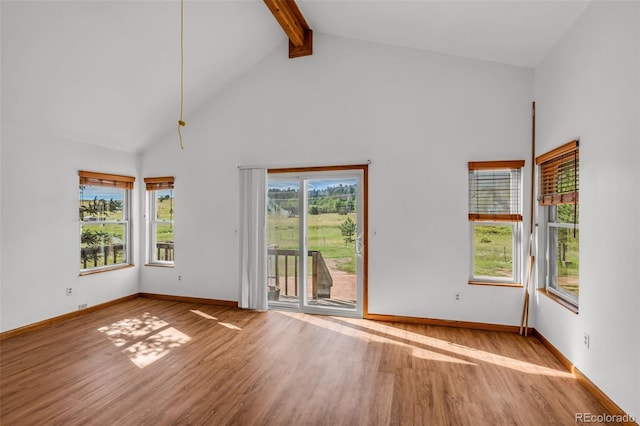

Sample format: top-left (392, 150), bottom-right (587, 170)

top-left (178, 0), bottom-right (186, 150)
top-left (178, 119), bottom-right (185, 150)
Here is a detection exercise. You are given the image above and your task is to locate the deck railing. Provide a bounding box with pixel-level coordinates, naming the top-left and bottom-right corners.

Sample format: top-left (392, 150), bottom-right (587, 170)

top-left (81, 242), bottom-right (174, 269)
top-left (156, 242), bottom-right (174, 261)
top-left (267, 247), bottom-right (333, 299)
top-left (81, 244), bottom-right (124, 269)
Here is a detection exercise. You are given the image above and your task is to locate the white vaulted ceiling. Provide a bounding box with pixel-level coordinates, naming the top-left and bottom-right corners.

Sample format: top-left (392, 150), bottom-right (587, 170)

top-left (303, 0), bottom-right (589, 68)
top-left (1, 1), bottom-right (589, 153)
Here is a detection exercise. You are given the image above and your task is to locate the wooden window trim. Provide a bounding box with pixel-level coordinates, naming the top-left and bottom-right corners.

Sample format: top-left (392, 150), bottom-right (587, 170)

top-left (144, 176), bottom-right (175, 191)
top-left (537, 288), bottom-right (579, 314)
top-left (468, 214), bottom-right (523, 222)
top-left (468, 280), bottom-right (523, 288)
top-left (79, 170), bottom-right (135, 190)
top-left (539, 192), bottom-right (579, 206)
top-left (468, 160), bottom-right (525, 170)
top-left (268, 164), bottom-right (369, 174)
top-left (535, 140), bottom-right (578, 165)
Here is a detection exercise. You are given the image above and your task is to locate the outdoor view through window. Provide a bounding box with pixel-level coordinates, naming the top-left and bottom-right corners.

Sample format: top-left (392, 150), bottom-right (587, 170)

top-left (267, 176), bottom-right (360, 311)
top-left (149, 188), bottom-right (175, 264)
top-left (79, 184), bottom-right (129, 271)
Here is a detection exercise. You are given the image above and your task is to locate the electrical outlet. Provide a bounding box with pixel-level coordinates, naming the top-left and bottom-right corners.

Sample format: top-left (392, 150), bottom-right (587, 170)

top-left (66, 286), bottom-right (73, 296)
top-left (78, 304), bottom-right (87, 310)
top-left (178, 275), bottom-right (182, 281)
top-left (455, 292), bottom-right (460, 301)
top-left (584, 332), bottom-right (590, 349)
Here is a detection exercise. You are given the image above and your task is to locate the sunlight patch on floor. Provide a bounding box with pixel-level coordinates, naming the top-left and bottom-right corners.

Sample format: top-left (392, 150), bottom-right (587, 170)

top-left (218, 322), bottom-right (242, 330)
top-left (276, 311), bottom-right (473, 365)
top-left (123, 327), bottom-right (191, 368)
top-left (347, 319), bottom-right (572, 378)
top-left (189, 309), bottom-right (241, 330)
top-left (190, 310), bottom-right (217, 320)
top-left (97, 312), bottom-right (168, 347)
top-left (275, 311), bottom-right (572, 377)
top-left (98, 313), bottom-right (190, 369)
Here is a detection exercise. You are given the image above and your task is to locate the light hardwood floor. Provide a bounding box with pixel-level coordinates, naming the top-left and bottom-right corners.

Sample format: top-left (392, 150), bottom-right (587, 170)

top-left (1, 297), bottom-right (610, 425)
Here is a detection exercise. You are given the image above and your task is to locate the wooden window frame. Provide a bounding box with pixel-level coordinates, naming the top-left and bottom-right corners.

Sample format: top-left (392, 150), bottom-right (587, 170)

top-left (267, 164), bottom-right (369, 317)
top-left (468, 160), bottom-right (525, 286)
top-left (79, 171), bottom-right (135, 275)
top-left (144, 176), bottom-right (174, 191)
top-left (144, 177), bottom-right (175, 267)
top-left (79, 170), bottom-right (135, 190)
top-left (536, 140), bottom-right (580, 308)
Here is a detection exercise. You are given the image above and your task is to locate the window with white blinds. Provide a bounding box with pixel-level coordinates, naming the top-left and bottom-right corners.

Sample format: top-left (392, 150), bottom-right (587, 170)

top-left (467, 160), bottom-right (525, 286)
top-left (468, 160), bottom-right (524, 222)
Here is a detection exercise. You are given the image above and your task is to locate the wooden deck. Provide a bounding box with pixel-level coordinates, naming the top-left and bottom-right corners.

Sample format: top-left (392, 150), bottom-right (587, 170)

top-left (0, 297), bottom-right (612, 425)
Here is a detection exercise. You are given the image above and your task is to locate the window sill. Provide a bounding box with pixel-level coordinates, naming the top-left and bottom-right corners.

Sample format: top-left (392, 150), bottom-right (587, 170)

top-left (145, 263), bottom-right (175, 268)
top-left (80, 264), bottom-right (134, 276)
top-left (468, 280), bottom-right (522, 288)
top-left (537, 288), bottom-right (579, 314)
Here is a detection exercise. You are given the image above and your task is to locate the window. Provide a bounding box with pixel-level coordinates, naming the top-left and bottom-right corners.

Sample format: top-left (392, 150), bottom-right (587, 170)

top-left (79, 171), bottom-right (134, 273)
top-left (145, 177), bottom-right (175, 266)
top-left (468, 160), bottom-right (524, 285)
top-left (537, 141), bottom-right (579, 306)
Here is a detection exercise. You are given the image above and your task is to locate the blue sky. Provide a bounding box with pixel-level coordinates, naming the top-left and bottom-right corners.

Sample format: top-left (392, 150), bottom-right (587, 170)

top-left (79, 187), bottom-right (173, 200)
top-left (79, 186), bottom-right (124, 200)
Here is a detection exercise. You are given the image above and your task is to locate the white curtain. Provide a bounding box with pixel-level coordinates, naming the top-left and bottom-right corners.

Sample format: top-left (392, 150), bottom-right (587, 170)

top-left (238, 168), bottom-right (268, 310)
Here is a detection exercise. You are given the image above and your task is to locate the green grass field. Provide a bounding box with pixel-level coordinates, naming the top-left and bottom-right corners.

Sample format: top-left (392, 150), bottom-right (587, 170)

top-left (79, 195), bottom-right (176, 269)
top-left (474, 224), bottom-right (579, 297)
top-left (79, 197), bottom-right (579, 297)
top-left (554, 228), bottom-right (579, 297)
top-left (268, 212), bottom-right (357, 273)
top-left (473, 224), bottom-right (514, 278)
top-left (155, 196), bottom-right (175, 242)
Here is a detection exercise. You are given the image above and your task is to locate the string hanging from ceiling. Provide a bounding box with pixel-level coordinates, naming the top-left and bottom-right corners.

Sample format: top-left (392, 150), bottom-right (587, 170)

top-left (177, 0), bottom-right (186, 150)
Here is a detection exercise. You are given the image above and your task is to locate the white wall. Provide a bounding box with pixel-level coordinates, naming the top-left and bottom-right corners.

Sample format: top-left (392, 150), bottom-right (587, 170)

top-left (140, 33), bottom-right (533, 326)
top-left (533, 1), bottom-right (639, 418)
top-left (0, 124), bottom-right (140, 332)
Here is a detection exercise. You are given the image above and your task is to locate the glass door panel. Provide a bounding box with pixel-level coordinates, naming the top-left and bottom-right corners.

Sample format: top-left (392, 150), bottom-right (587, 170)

top-left (266, 178), bottom-right (301, 307)
top-left (304, 177), bottom-right (359, 311)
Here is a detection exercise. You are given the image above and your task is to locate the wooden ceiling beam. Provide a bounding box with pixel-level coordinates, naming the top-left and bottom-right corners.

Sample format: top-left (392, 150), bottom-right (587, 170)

top-left (264, 0), bottom-right (313, 58)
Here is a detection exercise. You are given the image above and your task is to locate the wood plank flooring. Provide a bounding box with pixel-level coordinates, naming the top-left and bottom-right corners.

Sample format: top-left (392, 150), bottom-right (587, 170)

top-left (0, 297), bottom-right (611, 425)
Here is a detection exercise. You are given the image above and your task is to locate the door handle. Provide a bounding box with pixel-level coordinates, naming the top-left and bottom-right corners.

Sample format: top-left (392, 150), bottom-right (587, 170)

top-left (355, 234), bottom-right (363, 256)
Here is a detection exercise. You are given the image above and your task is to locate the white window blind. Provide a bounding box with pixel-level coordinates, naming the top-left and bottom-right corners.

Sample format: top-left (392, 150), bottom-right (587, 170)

top-left (468, 160), bottom-right (524, 222)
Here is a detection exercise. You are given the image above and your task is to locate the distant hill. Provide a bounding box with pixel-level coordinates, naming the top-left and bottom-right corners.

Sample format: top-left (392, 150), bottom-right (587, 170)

top-left (268, 184), bottom-right (357, 216)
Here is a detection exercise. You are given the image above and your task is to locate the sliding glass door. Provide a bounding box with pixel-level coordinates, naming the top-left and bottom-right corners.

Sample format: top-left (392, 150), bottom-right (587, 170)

top-left (267, 168), bottom-right (365, 317)
top-left (267, 175), bottom-right (301, 306)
